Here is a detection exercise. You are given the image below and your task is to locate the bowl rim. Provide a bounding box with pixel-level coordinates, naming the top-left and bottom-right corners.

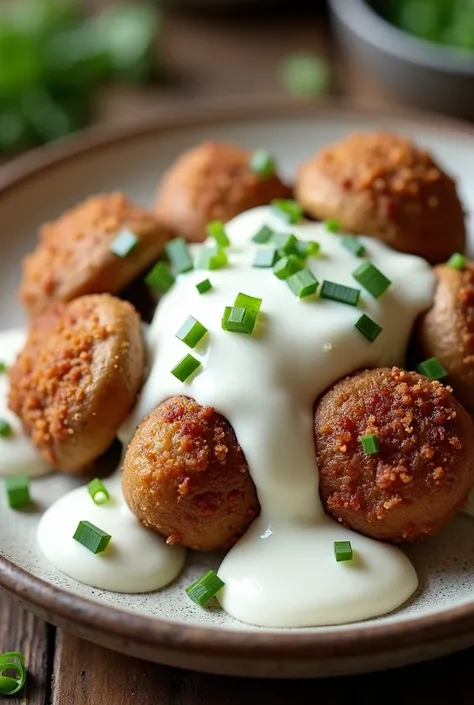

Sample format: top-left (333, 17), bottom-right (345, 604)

top-left (2, 95), bottom-right (474, 666)
top-left (329, 0), bottom-right (474, 76)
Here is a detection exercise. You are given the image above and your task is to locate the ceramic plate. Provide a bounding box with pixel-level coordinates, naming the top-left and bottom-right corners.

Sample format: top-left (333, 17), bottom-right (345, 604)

top-left (2, 98), bottom-right (474, 679)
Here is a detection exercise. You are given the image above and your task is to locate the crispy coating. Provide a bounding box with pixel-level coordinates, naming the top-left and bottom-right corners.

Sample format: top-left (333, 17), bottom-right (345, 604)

top-left (295, 131), bottom-right (466, 264)
top-left (9, 294), bottom-right (144, 474)
top-left (20, 193), bottom-right (172, 317)
top-left (153, 140), bottom-right (292, 242)
top-left (419, 263), bottom-right (474, 412)
top-left (314, 367), bottom-right (474, 542)
top-left (122, 396), bottom-right (260, 551)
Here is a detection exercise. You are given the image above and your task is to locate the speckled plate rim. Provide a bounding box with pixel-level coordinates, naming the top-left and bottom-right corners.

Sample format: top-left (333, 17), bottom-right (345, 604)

top-left (2, 95), bottom-right (474, 674)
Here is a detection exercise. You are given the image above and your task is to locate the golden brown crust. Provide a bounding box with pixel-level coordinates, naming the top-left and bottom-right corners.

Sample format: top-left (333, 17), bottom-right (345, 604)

top-left (295, 131), bottom-right (466, 264)
top-left (122, 396), bottom-right (260, 551)
top-left (9, 294), bottom-right (144, 474)
top-left (314, 367), bottom-right (474, 542)
top-left (153, 140), bottom-right (292, 242)
top-left (20, 193), bottom-right (172, 317)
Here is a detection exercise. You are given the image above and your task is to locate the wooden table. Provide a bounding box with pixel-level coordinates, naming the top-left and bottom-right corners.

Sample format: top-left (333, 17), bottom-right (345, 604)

top-left (1, 7), bottom-right (472, 704)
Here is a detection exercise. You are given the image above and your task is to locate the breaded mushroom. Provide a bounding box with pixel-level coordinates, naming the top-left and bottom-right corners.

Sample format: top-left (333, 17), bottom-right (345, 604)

top-left (122, 396), bottom-right (260, 551)
top-left (9, 294), bottom-right (144, 474)
top-left (153, 141), bottom-right (292, 242)
top-left (314, 367), bottom-right (474, 542)
top-left (20, 193), bottom-right (172, 317)
top-left (296, 132), bottom-right (466, 264)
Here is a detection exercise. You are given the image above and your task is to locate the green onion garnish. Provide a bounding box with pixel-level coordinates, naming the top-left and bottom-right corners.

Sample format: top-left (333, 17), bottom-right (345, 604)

top-left (0, 651), bottom-right (26, 696)
top-left (0, 362), bottom-right (6, 374)
top-left (352, 261), bottom-right (391, 299)
top-left (206, 220), bottom-right (230, 248)
top-left (354, 314), bottom-right (382, 342)
top-left (252, 224), bottom-right (274, 244)
top-left (87, 478), bottom-right (110, 505)
top-left (171, 354), bottom-right (201, 382)
top-left (334, 540), bottom-right (353, 562)
top-left (271, 198), bottom-right (303, 224)
top-left (253, 248), bottom-right (278, 268)
top-left (297, 240), bottom-right (320, 259)
top-left (341, 235), bottom-right (366, 257)
top-left (6, 476), bottom-right (30, 509)
top-left (196, 278), bottom-right (213, 294)
top-left (0, 420), bottom-right (12, 438)
top-left (272, 232), bottom-right (300, 256)
top-left (234, 292), bottom-right (262, 313)
top-left (145, 262), bottom-right (175, 294)
top-left (176, 316), bottom-right (208, 348)
top-left (196, 246), bottom-right (228, 270)
top-left (186, 569), bottom-right (225, 606)
top-left (286, 269), bottom-right (318, 298)
top-left (279, 52), bottom-right (330, 97)
top-left (447, 252), bottom-right (467, 270)
top-left (417, 357), bottom-right (447, 381)
top-left (109, 228), bottom-right (138, 258)
top-left (222, 306), bottom-right (257, 335)
top-left (73, 520), bottom-right (111, 554)
top-left (273, 254), bottom-right (303, 280)
top-left (360, 434), bottom-right (380, 455)
top-left (320, 281), bottom-right (360, 307)
top-left (165, 237), bottom-right (194, 274)
top-left (249, 149), bottom-right (276, 180)
top-left (325, 218), bottom-right (341, 233)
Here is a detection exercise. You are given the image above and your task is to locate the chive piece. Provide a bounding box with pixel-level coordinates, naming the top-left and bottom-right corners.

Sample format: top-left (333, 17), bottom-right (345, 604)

top-left (272, 232), bottom-right (300, 255)
top-left (297, 240), bottom-right (320, 259)
top-left (417, 357), bottom-right (447, 381)
top-left (186, 569), bottom-right (225, 606)
top-left (320, 281), bottom-right (360, 307)
top-left (286, 269), bottom-right (318, 298)
top-left (145, 262), bottom-right (175, 294)
top-left (196, 278), bottom-right (213, 294)
top-left (325, 218), bottom-right (341, 233)
top-left (176, 316), bottom-right (208, 348)
top-left (109, 228), bottom-right (138, 258)
top-left (334, 540), bottom-right (353, 562)
top-left (87, 478), bottom-right (110, 506)
top-left (6, 476), bottom-right (30, 509)
top-left (361, 434), bottom-right (380, 455)
top-left (447, 252), bottom-right (467, 270)
top-left (171, 354), bottom-right (201, 382)
top-left (207, 220), bottom-right (230, 248)
top-left (341, 234), bottom-right (366, 257)
top-left (73, 521), bottom-right (111, 554)
top-left (271, 198), bottom-right (303, 224)
top-left (0, 420), bottom-right (12, 438)
top-left (352, 261), bottom-right (391, 299)
top-left (355, 314), bottom-right (382, 342)
top-left (273, 254), bottom-right (303, 280)
top-left (196, 246), bottom-right (228, 270)
top-left (249, 149), bottom-right (276, 180)
top-left (234, 292), bottom-right (262, 313)
top-left (279, 52), bottom-right (330, 97)
top-left (165, 237), bottom-right (194, 274)
top-left (253, 248), bottom-right (278, 268)
top-left (0, 651), bottom-right (26, 696)
top-left (223, 307), bottom-right (257, 335)
top-left (0, 362), bottom-right (6, 374)
top-left (222, 306), bottom-right (232, 331)
top-left (252, 224), bottom-right (274, 244)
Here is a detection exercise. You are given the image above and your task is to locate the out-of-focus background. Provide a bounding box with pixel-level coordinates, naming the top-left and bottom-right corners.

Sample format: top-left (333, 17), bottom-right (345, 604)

top-left (0, 0), bottom-right (474, 161)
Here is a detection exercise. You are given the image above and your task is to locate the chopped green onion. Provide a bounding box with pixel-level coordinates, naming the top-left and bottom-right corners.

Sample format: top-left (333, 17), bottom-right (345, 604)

top-left (297, 240), bottom-right (320, 259)
top-left (0, 420), bottom-right (12, 438)
top-left (196, 278), bottom-right (213, 294)
top-left (171, 354), bottom-right (201, 382)
top-left (360, 434), bottom-right (380, 455)
top-left (354, 314), bottom-right (382, 342)
top-left (286, 269), bottom-right (318, 298)
top-left (272, 232), bottom-right (300, 256)
top-left (222, 306), bottom-right (257, 335)
top-left (252, 224), bottom-right (274, 244)
top-left (0, 362), bottom-right (6, 374)
top-left (334, 540), bottom-right (353, 562)
top-left (165, 237), bottom-right (194, 274)
top-left (352, 261), bottom-right (391, 299)
top-left (109, 228), bottom-right (138, 258)
top-left (271, 198), bottom-right (303, 224)
top-left (279, 52), bottom-right (330, 97)
top-left (73, 520), bottom-right (111, 554)
top-left (253, 248), bottom-right (278, 268)
top-left (145, 262), bottom-right (175, 294)
top-left (341, 235), bottom-right (366, 257)
top-left (176, 316), bottom-right (208, 348)
top-left (234, 292), bottom-right (262, 314)
top-left (196, 246), bottom-right (228, 270)
top-left (273, 254), bottom-right (303, 280)
top-left (325, 218), bottom-right (341, 233)
top-left (417, 357), bottom-right (447, 381)
top-left (186, 569), bottom-right (225, 606)
top-left (447, 252), bottom-right (467, 270)
top-left (87, 478), bottom-right (110, 505)
top-left (206, 220), bottom-right (230, 248)
top-left (249, 149), bottom-right (276, 180)
top-left (6, 476), bottom-right (30, 509)
top-left (320, 281), bottom-right (360, 307)
top-left (0, 651), bottom-right (26, 696)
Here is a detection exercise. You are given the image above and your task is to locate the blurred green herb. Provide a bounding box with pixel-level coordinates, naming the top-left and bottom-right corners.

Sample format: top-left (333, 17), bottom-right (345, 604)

top-left (278, 52), bottom-right (331, 97)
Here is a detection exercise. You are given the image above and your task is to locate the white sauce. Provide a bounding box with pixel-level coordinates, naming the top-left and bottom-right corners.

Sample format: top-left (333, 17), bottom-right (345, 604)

top-left (0, 329), bottom-right (50, 477)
